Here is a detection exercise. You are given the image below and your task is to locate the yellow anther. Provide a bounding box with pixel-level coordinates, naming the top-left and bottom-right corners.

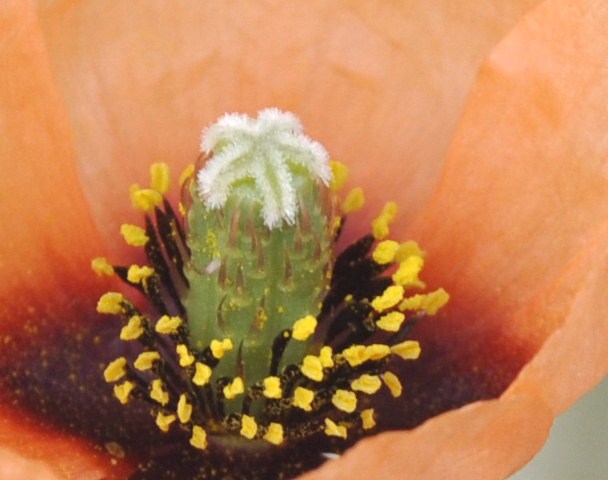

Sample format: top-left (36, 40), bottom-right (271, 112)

top-left (176, 344), bottom-right (195, 367)
top-left (391, 340), bottom-right (421, 361)
top-left (190, 425), bottom-right (208, 450)
top-left (351, 374), bottom-right (382, 394)
top-left (292, 315), bottom-right (317, 341)
top-left (210, 338), bottom-right (233, 359)
top-left (372, 202), bottom-right (397, 240)
top-left (263, 376), bottom-right (282, 399)
top-left (113, 381), bottom-right (135, 404)
top-left (342, 345), bottom-right (368, 367)
top-left (300, 355), bottom-right (324, 382)
top-left (399, 288), bottom-right (450, 315)
top-left (127, 265), bottom-right (154, 284)
top-left (376, 311), bottom-right (405, 332)
top-left (91, 257), bottom-right (114, 276)
top-left (240, 414), bottom-right (258, 440)
top-left (150, 379), bottom-right (169, 405)
top-left (371, 285), bottom-right (404, 312)
top-left (155, 315), bottom-right (182, 334)
top-left (193, 362), bottom-right (212, 386)
top-left (361, 408), bottom-right (376, 430)
top-left (96, 292), bottom-right (124, 315)
top-left (177, 394), bottom-right (193, 423)
top-left (120, 315), bottom-right (145, 341)
top-left (179, 164), bottom-right (195, 187)
top-left (292, 386), bottom-right (315, 411)
top-left (392, 255), bottom-right (424, 287)
top-left (103, 357), bottom-right (127, 383)
top-left (331, 389), bottom-right (357, 413)
top-left (130, 186), bottom-right (163, 212)
top-left (329, 160), bottom-right (349, 191)
top-left (223, 377), bottom-right (244, 400)
top-left (372, 240), bottom-right (400, 265)
top-left (342, 187), bottom-right (365, 214)
top-left (382, 371), bottom-right (403, 398)
top-left (319, 346), bottom-right (334, 368)
top-left (134, 351), bottom-right (160, 371)
top-left (324, 418), bottom-right (347, 439)
top-left (365, 344), bottom-right (391, 361)
top-left (150, 162), bottom-right (170, 194)
top-left (394, 240), bottom-right (424, 263)
top-left (155, 412), bottom-right (176, 433)
top-left (120, 224), bottom-right (149, 247)
top-left (263, 422), bottom-right (284, 445)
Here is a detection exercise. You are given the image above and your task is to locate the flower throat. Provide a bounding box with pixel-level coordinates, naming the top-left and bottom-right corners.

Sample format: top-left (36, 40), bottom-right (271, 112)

top-left (94, 109), bottom-right (448, 465)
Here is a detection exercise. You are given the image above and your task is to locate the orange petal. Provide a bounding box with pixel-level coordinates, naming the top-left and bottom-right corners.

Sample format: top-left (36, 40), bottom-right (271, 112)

top-left (37, 0), bottom-right (542, 250)
top-left (0, 3), bottom-right (126, 478)
top-left (300, 394), bottom-right (552, 480)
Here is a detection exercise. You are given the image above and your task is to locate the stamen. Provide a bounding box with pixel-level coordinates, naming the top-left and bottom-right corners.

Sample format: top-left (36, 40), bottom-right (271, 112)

top-left (324, 418), bottom-right (347, 439)
top-left (120, 224), bottom-right (149, 247)
top-left (91, 257), bottom-right (115, 276)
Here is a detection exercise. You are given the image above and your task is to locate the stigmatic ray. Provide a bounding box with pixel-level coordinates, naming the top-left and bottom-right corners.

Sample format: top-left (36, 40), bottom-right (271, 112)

top-left (94, 108), bottom-right (449, 478)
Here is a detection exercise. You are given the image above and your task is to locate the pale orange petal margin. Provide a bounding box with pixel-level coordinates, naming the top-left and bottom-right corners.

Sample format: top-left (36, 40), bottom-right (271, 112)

top-left (305, 0), bottom-right (608, 478)
top-left (37, 0), bottom-right (541, 253)
top-left (0, 2), bottom-right (128, 479)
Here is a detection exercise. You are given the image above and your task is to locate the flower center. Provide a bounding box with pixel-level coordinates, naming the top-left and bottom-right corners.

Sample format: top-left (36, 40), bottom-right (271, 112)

top-left (94, 109), bottom-right (448, 459)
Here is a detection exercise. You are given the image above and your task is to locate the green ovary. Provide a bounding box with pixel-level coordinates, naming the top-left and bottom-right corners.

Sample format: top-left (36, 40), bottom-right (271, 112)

top-left (184, 171), bottom-right (334, 386)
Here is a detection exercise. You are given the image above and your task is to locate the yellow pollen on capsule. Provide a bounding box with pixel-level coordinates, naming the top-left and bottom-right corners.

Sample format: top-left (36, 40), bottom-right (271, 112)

top-left (372, 240), bottom-right (400, 265)
top-left (150, 379), bottom-right (170, 405)
top-left (376, 311), bottom-right (405, 332)
top-left (331, 389), bottom-right (357, 413)
top-left (262, 376), bottom-right (282, 399)
top-left (130, 185), bottom-right (163, 212)
top-left (350, 374), bottom-right (382, 394)
top-left (120, 224), bottom-right (149, 247)
top-left (190, 425), bottom-right (208, 450)
top-left (292, 386), bottom-right (315, 411)
top-left (392, 255), bottom-right (424, 287)
top-left (177, 394), bottom-right (193, 423)
top-left (176, 344), bottom-right (195, 367)
top-left (103, 357), bottom-right (127, 382)
top-left (300, 355), bottom-right (324, 382)
top-left (193, 362), bottom-right (212, 386)
top-left (91, 257), bottom-right (114, 276)
top-left (120, 315), bottom-right (145, 340)
top-left (342, 187), bottom-right (365, 214)
top-left (371, 285), bottom-right (404, 312)
top-left (127, 265), bottom-right (154, 284)
top-left (391, 340), bottom-right (421, 360)
top-left (329, 160), bottom-right (349, 191)
top-left (155, 315), bottom-right (182, 334)
top-left (179, 164), bottom-right (195, 187)
top-left (263, 423), bottom-right (284, 445)
top-left (324, 418), bottom-right (347, 439)
top-left (223, 377), bottom-right (244, 399)
top-left (291, 315), bottom-right (317, 341)
top-left (382, 371), bottom-right (403, 398)
top-left (319, 346), bottom-right (334, 368)
top-left (96, 292), bottom-right (125, 315)
top-left (240, 414), bottom-right (258, 440)
top-left (150, 162), bottom-right (170, 194)
top-left (134, 351), bottom-right (161, 371)
top-left (113, 381), bottom-right (135, 404)
top-left (155, 412), bottom-right (176, 433)
top-left (210, 338), bottom-right (233, 359)
top-left (372, 202), bottom-right (397, 239)
top-left (361, 409), bottom-right (376, 430)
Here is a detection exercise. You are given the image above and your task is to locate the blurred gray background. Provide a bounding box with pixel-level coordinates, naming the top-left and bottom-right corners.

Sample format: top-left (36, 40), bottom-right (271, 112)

top-left (510, 376), bottom-right (608, 480)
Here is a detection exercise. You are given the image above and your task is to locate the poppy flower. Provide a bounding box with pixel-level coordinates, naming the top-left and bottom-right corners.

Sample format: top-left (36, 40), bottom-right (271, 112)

top-left (1, 0), bottom-right (607, 479)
